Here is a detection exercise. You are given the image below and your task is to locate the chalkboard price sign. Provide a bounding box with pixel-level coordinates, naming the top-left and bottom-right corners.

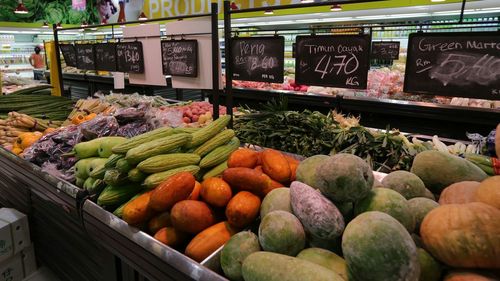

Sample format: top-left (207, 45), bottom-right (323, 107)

top-left (295, 35), bottom-right (371, 89)
top-left (371, 41), bottom-right (400, 60)
top-left (230, 36), bottom-right (285, 83)
top-left (75, 44), bottom-right (95, 70)
top-left (94, 43), bottom-right (117, 72)
top-left (404, 32), bottom-right (500, 100)
top-left (59, 44), bottom-right (77, 67)
top-left (161, 40), bottom-right (198, 77)
top-left (116, 42), bottom-right (145, 73)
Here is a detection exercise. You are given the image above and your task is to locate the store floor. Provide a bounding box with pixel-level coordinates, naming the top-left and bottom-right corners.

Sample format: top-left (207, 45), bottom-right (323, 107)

top-left (25, 267), bottom-right (61, 281)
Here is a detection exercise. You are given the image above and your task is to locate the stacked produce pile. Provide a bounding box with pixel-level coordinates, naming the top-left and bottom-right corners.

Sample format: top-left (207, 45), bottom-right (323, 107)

top-left (1, 76), bottom-right (44, 95)
top-left (217, 149), bottom-right (499, 281)
top-left (63, 99), bottom-right (113, 126)
top-left (110, 142), bottom-right (298, 263)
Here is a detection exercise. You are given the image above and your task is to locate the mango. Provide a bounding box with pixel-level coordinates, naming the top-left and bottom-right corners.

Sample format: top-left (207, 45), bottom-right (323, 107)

top-left (296, 155), bottom-right (329, 189)
top-left (297, 248), bottom-right (348, 280)
top-left (220, 231), bottom-right (260, 281)
top-left (382, 170), bottom-right (427, 199)
top-left (260, 187), bottom-right (292, 218)
top-left (258, 210), bottom-right (305, 256)
top-left (410, 150), bottom-right (487, 193)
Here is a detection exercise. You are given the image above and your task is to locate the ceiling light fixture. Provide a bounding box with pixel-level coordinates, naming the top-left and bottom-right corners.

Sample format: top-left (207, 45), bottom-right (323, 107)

top-left (14, 0), bottom-right (28, 14)
top-left (138, 12), bottom-right (147, 21)
top-left (430, 0), bottom-right (446, 2)
top-left (264, 9), bottom-right (274, 15)
top-left (301, 0), bottom-right (314, 3)
top-left (330, 4), bottom-right (342, 12)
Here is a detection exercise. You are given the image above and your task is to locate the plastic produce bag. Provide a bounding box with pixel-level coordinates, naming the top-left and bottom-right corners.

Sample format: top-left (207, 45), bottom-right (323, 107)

top-left (147, 107), bottom-right (184, 129)
top-left (80, 115), bottom-right (119, 140)
top-left (116, 122), bottom-right (152, 138)
top-left (114, 105), bottom-right (147, 124)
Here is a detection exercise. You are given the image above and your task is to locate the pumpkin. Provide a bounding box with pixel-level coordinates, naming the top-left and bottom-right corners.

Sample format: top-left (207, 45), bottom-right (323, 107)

top-left (71, 113), bottom-right (86, 125)
top-left (444, 270), bottom-right (500, 281)
top-left (475, 176), bottom-right (500, 209)
top-left (19, 132), bottom-right (42, 149)
top-left (420, 202), bottom-right (500, 268)
top-left (438, 181), bottom-right (480, 205)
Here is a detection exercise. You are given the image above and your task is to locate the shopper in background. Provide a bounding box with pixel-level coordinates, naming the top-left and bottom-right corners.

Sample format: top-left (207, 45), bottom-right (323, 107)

top-left (29, 46), bottom-right (45, 80)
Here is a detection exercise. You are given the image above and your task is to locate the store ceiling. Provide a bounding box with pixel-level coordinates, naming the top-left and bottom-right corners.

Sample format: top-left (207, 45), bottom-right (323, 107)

top-left (0, 0), bottom-right (498, 36)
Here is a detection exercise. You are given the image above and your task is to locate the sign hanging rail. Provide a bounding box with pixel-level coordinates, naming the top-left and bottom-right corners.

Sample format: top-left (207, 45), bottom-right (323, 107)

top-left (227, 0), bottom-right (386, 14)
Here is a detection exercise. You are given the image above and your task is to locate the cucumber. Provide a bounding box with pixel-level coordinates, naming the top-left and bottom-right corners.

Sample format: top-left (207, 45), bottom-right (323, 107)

top-left (103, 169), bottom-right (129, 186)
top-left (202, 161), bottom-right (228, 180)
top-left (97, 184), bottom-right (143, 208)
top-left (125, 133), bottom-right (192, 164)
top-left (116, 158), bottom-right (133, 173)
top-left (105, 154), bottom-right (125, 169)
top-left (128, 168), bottom-right (146, 183)
top-left (137, 153), bottom-right (201, 173)
top-left (112, 127), bottom-right (179, 154)
top-left (87, 179), bottom-right (107, 196)
top-left (143, 165), bottom-right (200, 189)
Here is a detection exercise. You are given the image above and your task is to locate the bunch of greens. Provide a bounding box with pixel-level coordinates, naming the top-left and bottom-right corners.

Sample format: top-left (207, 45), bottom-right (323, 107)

top-left (234, 98), bottom-right (414, 172)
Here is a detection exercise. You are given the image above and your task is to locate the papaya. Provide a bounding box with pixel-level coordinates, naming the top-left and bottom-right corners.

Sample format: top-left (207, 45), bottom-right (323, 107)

top-left (410, 150), bottom-right (488, 193)
top-left (187, 181), bottom-right (202, 200)
top-left (475, 176), bottom-right (500, 209)
top-left (148, 212), bottom-right (171, 234)
top-left (75, 158), bottom-right (98, 179)
top-left (122, 191), bottom-right (154, 226)
top-left (439, 181), bottom-right (480, 205)
top-left (381, 170), bottom-right (427, 199)
top-left (261, 149), bottom-right (291, 183)
top-left (315, 154), bottom-right (373, 203)
top-left (408, 198), bottom-right (439, 232)
top-left (98, 137), bottom-right (127, 158)
top-left (223, 167), bottom-right (272, 197)
top-left (296, 155), bottom-right (329, 189)
top-left (185, 221), bottom-right (238, 263)
top-left (342, 211), bottom-right (420, 281)
top-left (154, 227), bottom-right (185, 247)
top-left (226, 191), bottom-right (261, 228)
top-left (354, 188), bottom-right (415, 233)
top-left (149, 172), bottom-right (196, 212)
top-left (227, 148), bottom-right (259, 168)
top-left (290, 181), bottom-right (344, 240)
top-left (296, 248), bottom-right (348, 281)
top-left (86, 158), bottom-right (108, 177)
top-left (220, 231), bottom-right (261, 281)
top-left (170, 200), bottom-right (215, 234)
top-left (258, 210), bottom-right (305, 256)
top-left (418, 248), bottom-right (442, 281)
top-left (260, 187), bottom-right (292, 218)
top-left (284, 154), bottom-right (300, 182)
top-left (242, 252), bottom-right (344, 281)
top-left (444, 270), bottom-right (500, 281)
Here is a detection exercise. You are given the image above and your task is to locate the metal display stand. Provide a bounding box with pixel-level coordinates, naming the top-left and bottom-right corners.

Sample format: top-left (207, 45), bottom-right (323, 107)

top-left (222, 0), bottom-right (500, 139)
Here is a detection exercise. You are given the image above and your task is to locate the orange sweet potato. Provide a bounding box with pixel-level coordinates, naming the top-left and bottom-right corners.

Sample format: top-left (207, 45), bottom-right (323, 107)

top-left (171, 200), bottom-right (216, 234)
top-left (149, 172), bottom-right (196, 212)
top-left (254, 165), bottom-right (264, 173)
top-left (185, 221), bottom-right (239, 262)
top-left (148, 212), bottom-right (171, 234)
top-left (122, 191), bottom-right (154, 226)
top-left (226, 191), bottom-right (261, 228)
top-left (154, 227), bottom-right (185, 247)
top-left (223, 167), bottom-right (272, 196)
top-left (227, 148), bottom-right (259, 168)
top-left (261, 149), bottom-right (291, 184)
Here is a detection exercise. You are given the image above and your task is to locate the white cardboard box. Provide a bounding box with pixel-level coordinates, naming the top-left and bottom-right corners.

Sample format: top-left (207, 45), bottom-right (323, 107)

top-left (0, 254), bottom-right (23, 281)
top-left (0, 209), bottom-right (30, 257)
top-left (0, 220), bottom-right (13, 264)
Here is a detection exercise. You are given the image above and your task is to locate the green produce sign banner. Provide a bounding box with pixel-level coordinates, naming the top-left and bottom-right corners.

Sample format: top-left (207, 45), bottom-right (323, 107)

top-left (0, 0), bottom-right (99, 24)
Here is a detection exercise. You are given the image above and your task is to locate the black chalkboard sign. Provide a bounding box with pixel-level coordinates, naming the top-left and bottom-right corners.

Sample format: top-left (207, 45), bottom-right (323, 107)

top-left (161, 40), bottom-right (198, 77)
top-left (116, 42), bottom-right (144, 73)
top-left (94, 43), bottom-right (117, 72)
top-left (295, 35), bottom-right (371, 89)
top-left (59, 44), bottom-right (77, 67)
top-left (230, 36), bottom-right (284, 83)
top-left (75, 44), bottom-right (95, 70)
top-left (404, 32), bottom-right (500, 100)
top-left (371, 41), bottom-right (400, 60)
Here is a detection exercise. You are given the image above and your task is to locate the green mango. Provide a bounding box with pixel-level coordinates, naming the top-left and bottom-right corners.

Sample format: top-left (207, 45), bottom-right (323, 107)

top-left (75, 177), bottom-right (85, 187)
top-left (98, 137), bottom-right (127, 158)
top-left (86, 158), bottom-right (109, 176)
top-left (74, 139), bottom-right (102, 159)
top-left (75, 158), bottom-right (98, 179)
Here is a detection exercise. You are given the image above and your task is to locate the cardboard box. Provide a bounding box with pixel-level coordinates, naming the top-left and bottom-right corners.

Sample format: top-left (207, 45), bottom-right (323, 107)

top-left (0, 254), bottom-right (23, 281)
top-left (0, 209), bottom-right (30, 256)
top-left (0, 220), bottom-right (13, 264)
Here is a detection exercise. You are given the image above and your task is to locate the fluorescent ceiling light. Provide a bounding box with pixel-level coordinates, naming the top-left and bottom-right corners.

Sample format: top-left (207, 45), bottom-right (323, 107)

top-left (301, 0), bottom-right (314, 3)
top-left (264, 9), bottom-right (274, 15)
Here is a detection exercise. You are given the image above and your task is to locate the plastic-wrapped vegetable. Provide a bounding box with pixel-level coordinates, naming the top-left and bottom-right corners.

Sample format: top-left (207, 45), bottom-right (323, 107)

top-left (80, 116), bottom-right (119, 140)
top-left (114, 106), bottom-right (147, 124)
top-left (116, 122), bottom-right (152, 138)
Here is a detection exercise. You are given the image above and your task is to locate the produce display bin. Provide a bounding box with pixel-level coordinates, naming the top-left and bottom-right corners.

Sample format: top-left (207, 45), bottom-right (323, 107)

top-left (220, 88), bottom-right (499, 139)
top-left (82, 200), bottom-right (227, 281)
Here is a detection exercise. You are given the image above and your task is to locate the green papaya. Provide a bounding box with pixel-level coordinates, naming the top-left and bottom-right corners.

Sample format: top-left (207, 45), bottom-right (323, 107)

top-left (86, 158), bottom-right (108, 176)
top-left (98, 137), bottom-right (127, 158)
top-left (75, 158), bottom-right (98, 179)
top-left (75, 177), bottom-right (85, 187)
top-left (83, 177), bottom-right (97, 190)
